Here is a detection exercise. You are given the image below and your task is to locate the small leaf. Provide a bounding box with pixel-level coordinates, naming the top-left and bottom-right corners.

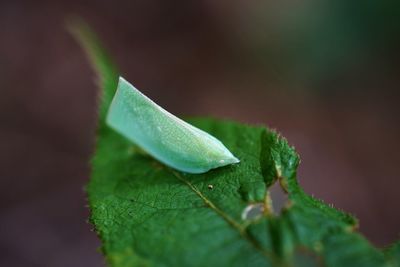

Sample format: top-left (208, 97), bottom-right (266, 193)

top-left (70, 20), bottom-right (400, 267)
top-left (106, 77), bottom-right (239, 174)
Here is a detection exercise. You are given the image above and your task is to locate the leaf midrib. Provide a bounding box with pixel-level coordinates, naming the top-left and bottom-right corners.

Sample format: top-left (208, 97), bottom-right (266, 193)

top-left (170, 170), bottom-right (280, 264)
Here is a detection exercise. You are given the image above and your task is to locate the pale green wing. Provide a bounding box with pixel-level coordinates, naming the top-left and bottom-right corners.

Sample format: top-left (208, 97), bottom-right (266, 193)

top-left (106, 77), bottom-right (240, 173)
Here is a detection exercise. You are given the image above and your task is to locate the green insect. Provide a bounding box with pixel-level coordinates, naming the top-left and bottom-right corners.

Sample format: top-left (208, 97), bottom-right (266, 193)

top-left (106, 77), bottom-right (240, 174)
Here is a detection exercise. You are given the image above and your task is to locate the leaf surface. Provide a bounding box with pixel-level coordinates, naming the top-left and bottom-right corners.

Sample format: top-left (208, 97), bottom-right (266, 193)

top-left (70, 21), bottom-right (399, 267)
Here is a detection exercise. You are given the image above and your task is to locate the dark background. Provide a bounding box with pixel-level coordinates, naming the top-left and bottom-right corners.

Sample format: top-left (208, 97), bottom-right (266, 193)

top-left (1, 0), bottom-right (399, 266)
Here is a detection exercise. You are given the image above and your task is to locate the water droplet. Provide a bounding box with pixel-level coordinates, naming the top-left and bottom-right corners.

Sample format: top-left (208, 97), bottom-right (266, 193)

top-left (208, 184), bottom-right (214, 190)
top-left (241, 203), bottom-right (264, 220)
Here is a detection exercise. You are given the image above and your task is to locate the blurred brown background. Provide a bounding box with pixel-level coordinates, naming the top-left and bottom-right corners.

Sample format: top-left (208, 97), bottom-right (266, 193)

top-left (1, 0), bottom-right (399, 266)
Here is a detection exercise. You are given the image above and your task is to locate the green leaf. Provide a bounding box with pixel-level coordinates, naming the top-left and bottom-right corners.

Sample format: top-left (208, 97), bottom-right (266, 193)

top-left (70, 21), bottom-right (399, 267)
top-left (67, 18), bottom-right (119, 121)
top-left (385, 242), bottom-right (400, 267)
